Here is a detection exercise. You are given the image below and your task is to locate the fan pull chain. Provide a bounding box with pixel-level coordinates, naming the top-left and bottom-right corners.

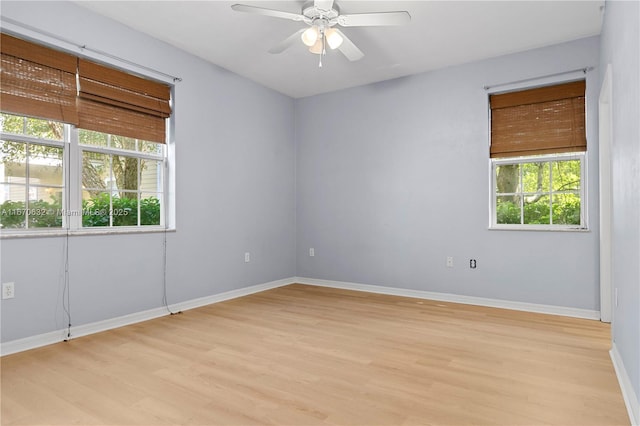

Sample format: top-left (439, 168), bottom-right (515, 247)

top-left (319, 33), bottom-right (326, 68)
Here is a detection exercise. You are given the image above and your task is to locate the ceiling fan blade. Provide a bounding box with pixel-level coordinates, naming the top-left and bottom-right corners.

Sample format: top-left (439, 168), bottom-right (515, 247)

top-left (231, 4), bottom-right (304, 21)
top-left (338, 11), bottom-right (411, 27)
top-left (314, 0), bottom-right (335, 12)
top-left (334, 29), bottom-right (364, 61)
top-left (268, 29), bottom-right (306, 54)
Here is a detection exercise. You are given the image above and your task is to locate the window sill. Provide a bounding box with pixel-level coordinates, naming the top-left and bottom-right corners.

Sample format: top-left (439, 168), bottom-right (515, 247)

top-left (0, 227), bottom-right (176, 239)
top-left (488, 225), bottom-right (590, 232)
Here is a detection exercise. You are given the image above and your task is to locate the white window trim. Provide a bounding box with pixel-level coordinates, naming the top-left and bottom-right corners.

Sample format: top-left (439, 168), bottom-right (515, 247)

top-left (489, 152), bottom-right (589, 231)
top-left (0, 121), bottom-right (170, 237)
top-left (76, 129), bottom-right (167, 230)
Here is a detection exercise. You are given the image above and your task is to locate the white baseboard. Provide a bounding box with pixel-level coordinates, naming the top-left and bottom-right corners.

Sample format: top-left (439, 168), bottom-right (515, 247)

top-left (611, 344), bottom-right (640, 425)
top-left (295, 277), bottom-right (601, 320)
top-left (0, 329), bottom-right (70, 357)
top-left (0, 277), bottom-right (294, 356)
top-left (0, 276), bottom-right (602, 356)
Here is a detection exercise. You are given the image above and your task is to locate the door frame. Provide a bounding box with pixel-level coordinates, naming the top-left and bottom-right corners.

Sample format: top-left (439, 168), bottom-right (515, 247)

top-left (598, 64), bottom-right (613, 324)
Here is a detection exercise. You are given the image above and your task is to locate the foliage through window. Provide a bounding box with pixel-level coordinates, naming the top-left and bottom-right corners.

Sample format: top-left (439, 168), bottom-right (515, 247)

top-left (493, 155), bottom-right (585, 228)
top-left (80, 130), bottom-right (163, 227)
top-left (0, 114), bottom-right (65, 229)
top-left (1, 112), bottom-right (165, 231)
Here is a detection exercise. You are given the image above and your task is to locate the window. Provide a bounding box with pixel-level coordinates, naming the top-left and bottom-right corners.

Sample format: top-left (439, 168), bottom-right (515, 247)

top-left (0, 113), bottom-right (166, 231)
top-left (493, 154), bottom-right (584, 227)
top-left (0, 33), bottom-right (171, 234)
top-left (0, 115), bottom-right (65, 229)
top-left (80, 130), bottom-right (164, 227)
top-left (489, 80), bottom-right (587, 230)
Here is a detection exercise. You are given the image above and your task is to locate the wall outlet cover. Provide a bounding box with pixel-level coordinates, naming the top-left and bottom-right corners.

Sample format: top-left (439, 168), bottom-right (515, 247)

top-left (2, 282), bottom-right (15, 299)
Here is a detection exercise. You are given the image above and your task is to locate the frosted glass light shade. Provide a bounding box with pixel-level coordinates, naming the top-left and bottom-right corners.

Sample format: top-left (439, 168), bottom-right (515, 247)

top-left (309, 38), bottom-right (323, 54)
top-left (325, 28), bottom-right (343, 50)
top-left (301, 26), bottom-right (319, 47)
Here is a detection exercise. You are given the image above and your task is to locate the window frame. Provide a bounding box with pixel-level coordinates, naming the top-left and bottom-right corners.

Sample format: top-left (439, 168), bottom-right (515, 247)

top-left (0, 114), bottom-right (168, 236)
top-left (76, 129), bottom-right (166, 230)
top-left (489, 152), bottom-right (588, 231)
top-left (0, 118), bottom-right (69, 233)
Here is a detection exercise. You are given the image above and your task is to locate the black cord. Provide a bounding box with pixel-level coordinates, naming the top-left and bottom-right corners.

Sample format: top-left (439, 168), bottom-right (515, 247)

top-left (162, 227), bottom-right (181, 315)
top-left (63, 230), bottom-right (71, 340)
top-left (62, 134), bottom-right (72, 341)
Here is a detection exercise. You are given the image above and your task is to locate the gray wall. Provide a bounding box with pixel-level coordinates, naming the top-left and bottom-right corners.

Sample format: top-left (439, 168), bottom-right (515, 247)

top-left (296, 36), bottom-right (601, 310)
top-left (0, 1), bottom-right (296, 342)
top-left (0, 1), bottom-right (624, 366)
top-left (600, 0), bottom-right (640, 412)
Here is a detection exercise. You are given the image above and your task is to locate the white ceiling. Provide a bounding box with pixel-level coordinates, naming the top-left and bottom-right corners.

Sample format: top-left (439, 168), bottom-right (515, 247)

top-left (75, 1), bottom-right (604, 98)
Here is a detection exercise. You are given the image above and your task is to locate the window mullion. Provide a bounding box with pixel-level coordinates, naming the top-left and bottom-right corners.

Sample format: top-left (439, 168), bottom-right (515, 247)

top-left (549, 161), bottom-right (555, 225)
top-left (24, 142), bottom-right (30, 229)
top-left (68, 127), bottom-right (82, 230)
top-left (519, 165), bottom-right (524, 225)
top-left (580, 156), bottom-right (586, 227)
top-left (137, 158), bottom-right (141, 226)
top-left (109, 155), bottom-right (113, 227)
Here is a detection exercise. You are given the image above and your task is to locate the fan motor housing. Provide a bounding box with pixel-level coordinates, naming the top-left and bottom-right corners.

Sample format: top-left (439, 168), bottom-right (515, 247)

top-left (302, 2), bottom-right (340, 21)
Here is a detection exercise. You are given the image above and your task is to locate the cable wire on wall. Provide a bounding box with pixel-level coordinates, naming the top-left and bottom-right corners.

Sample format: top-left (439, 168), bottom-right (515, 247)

top-left (62, 128), bottom-right (72, 341)
top-left (161, 227), bottom-right (180, 315)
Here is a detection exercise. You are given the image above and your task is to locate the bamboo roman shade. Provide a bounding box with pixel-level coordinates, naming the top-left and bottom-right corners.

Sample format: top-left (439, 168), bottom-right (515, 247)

top-left (0, 33), bottom-right (171, 143)
top-left (0, 33), bottom-right (79, 124)
top-left (77, 59), bottom-right (171, 143)
top-left (489, 80), bottom-right (586, 158)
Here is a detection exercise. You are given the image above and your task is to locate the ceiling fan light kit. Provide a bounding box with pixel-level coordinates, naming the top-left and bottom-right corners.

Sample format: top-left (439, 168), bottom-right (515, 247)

top-left (301, 26), bottom-right (319, 47)
top-left (325, 28), bottom-right (343, 50)
top-left (231, 0), bottom-right (410, 67)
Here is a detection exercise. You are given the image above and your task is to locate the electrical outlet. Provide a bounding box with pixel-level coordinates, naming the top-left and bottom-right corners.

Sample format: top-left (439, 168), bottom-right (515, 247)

top-left (446, 256), bottom-right (453, 268)
top-left (309, 248), bottom-right (315, 257)
top-left (2, 282), bottom-right (15, 299)
top-left (470, 259), bottom-right (477, 269)
top-left (244, 252), bottom-right (250, 263)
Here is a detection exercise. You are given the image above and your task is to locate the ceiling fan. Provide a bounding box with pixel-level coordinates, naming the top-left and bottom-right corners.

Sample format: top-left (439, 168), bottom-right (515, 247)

top-left (231, 0), bottom-right (411, 67)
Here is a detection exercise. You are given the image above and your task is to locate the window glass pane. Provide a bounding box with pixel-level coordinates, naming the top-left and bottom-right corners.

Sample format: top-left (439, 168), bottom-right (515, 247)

top-left (140, 193), bottom-right (161, 225)
top-left (0, 140), bottom-right (27, 183)
top-left (112, 194), bottom-right (137, 226)
top-left (110, 134), bottom-right (136, 151)
top-left (552, 193), bottom-right (581, 225)
top-left (140, 160), bottom-right (161, 192)
top-left (82, 192), bottom-right (111, 227)
top-left (0, 113), bottom-right (25, 134)
top-left (28, 187), bottom-right (62, 228)
top-left (139, 140), bottom-right (163, 155)
top-left (3, 115), bottom-right (167, 232)
top-left (0, 184), bottom-right (26, 228)
top-left (496, 195), bottom-right (521, 224)
top-left (523, 195), bottom-right (550, 224)
top-left (552, 160), bottom-right (581, 191)
top-left (82, 152), bottom-right (110, 190)
top-left (495, 164), bottom-right (520, 194)
top-left (112, 155), bottom-right (138, 193)
top-left (522, 162), bottom-right (549, 193)
top-left (28, 144), bottom-right (63, 186)
top-left (79, 129), bottom-right (108, 148)
top-left (25, 117), bottom-right (64, 140)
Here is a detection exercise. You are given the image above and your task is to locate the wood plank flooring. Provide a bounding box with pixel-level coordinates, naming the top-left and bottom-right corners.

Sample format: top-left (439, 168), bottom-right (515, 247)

top-left (1, 284), bottom-right (629, 425)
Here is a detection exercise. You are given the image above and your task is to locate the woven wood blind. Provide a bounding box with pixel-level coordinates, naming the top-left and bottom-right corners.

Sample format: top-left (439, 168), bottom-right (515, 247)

top-left (489, 80), bottom-right (586, 158)
top-left (77, 59), bottom-right (171, 143)
top-left (0, 33), bottom-right (79, 124)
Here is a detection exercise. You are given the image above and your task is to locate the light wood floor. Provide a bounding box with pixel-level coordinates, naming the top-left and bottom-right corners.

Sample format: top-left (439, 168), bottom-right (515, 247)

top-left (1, 284), bottom-right (629, 425)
